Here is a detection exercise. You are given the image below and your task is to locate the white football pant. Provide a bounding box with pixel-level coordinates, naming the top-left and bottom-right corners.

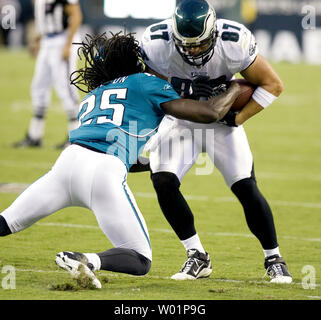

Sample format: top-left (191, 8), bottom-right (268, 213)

top-left (150, 116), bottom-right (253, 187)
top-left (30, 32), bottom-right (80, 118)
top-left (1, 145), bottom-right (152, 261)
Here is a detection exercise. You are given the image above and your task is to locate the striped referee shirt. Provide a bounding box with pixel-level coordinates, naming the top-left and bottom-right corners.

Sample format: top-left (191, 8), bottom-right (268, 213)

top-left (34, 0), bottom-right (79, 36)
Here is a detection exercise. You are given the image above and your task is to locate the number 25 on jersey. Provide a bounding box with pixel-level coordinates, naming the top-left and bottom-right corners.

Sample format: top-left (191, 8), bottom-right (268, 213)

top-left (78, 88), bottom-right (128, 127)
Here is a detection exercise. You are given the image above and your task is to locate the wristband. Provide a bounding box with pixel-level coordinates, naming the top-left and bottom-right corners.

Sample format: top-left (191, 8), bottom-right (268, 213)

top-left (219, 110), bottom-right (237, 127)
top-left (252, 86), bottom-right (277, 108)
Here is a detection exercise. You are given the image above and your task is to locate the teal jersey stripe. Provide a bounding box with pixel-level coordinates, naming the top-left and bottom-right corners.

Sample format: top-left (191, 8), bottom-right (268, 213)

top-left (121, 175), bottom-right (151, 250)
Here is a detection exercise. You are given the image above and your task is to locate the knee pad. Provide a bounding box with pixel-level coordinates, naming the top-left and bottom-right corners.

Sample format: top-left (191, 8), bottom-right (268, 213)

top-left (151, 172), bottom-right (180, 191)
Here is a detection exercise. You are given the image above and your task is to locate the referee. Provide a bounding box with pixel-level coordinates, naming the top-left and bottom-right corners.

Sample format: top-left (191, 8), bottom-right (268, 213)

top-left (14, 0), bottom-right (83, 149)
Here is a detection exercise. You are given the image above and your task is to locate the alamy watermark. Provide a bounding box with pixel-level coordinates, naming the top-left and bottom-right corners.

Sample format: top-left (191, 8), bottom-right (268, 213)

top-left (104, 122), bottom-right (216, 175)
top-left (1, 265), bottom-right (16, 290)
top-left (1, 4), bottom-right (17, 30)
top-left (301, 265), bottom-right (316, 290)
top-left (301, 5), bottom-right (316, 30)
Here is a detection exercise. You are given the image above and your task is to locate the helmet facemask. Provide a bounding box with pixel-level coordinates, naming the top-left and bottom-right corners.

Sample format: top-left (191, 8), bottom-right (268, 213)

top-left (173, 31), bottom-right (217, 67)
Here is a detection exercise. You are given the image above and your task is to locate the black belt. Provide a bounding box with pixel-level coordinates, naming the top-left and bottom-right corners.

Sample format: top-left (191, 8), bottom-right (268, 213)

top-left (72, 142), bottom-right (106, 154)
top-left (46, 31), bottom-right (64, 38)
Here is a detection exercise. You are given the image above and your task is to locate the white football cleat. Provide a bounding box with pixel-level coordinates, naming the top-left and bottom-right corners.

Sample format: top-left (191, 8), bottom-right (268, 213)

top-left (264, 255), bottom-right (292, 284)
top-left (171, 249), bottom-right (212, 280)
top-left (270, 276), bottom-right (293, 284)
top-left (55, 251), bottom-right (102, 289)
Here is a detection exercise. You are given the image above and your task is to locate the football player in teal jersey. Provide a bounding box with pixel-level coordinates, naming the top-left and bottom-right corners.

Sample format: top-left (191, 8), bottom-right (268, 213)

top-left (0, 32), bottom-right (240, 288)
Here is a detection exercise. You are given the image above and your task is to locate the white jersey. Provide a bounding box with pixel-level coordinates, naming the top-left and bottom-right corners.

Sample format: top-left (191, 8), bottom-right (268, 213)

top-left (141, 18), bottom-right (258, 97)
top-left (35, 0), bottom-right (79, 36)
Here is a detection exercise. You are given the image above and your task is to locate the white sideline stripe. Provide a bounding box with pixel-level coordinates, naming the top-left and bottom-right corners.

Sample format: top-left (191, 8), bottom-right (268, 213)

top-left (258, 172), bottom-right (321, 182)
top-left (2, 185), bottom-right (321, 210)
top-left (1, 164), bottom-right (321, 182)
top-left (1, 182), bottom-right (320, 210)
top-left (135, 192), bottom-right (209, 201)
top-left (37, 222), bottom-right (99, 229)
top-left (213, 196), bottom-right (321, 209)
top-left (16, 268), bottom-right (61, 273)
top-left (0, 160), bottom-right (52, 169)
top-left (136, 192), bottom-right (321, 209)
top-left (14, 268), bottom-right (321, 289)
top-left (36, 222), bottom-right (321, 243)
top-left (11, 101), bottom-right (62, 113)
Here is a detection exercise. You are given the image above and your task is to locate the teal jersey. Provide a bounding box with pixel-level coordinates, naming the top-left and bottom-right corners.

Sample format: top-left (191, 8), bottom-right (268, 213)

top-left (69, 73), bottom-right (180, 170)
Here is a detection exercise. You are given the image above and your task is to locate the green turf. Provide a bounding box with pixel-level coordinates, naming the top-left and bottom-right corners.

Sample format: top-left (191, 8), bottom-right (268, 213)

top-left (0, 49), bottom-right (320, 301)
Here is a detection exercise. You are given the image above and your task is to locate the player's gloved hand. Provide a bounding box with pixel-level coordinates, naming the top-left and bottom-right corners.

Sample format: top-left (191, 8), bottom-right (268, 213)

top-left (191, 75), bottom-right (230, 100)
top-left (191, 76), bottom-right (213, 100)
top-left (210, 81), bottom-right (230, 96)
top-left (219, 110), bottom-right (238, 127)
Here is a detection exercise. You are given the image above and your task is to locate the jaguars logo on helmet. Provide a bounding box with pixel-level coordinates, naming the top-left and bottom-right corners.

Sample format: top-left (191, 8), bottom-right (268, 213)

top-left (172, 0), bottom-right (218, 67)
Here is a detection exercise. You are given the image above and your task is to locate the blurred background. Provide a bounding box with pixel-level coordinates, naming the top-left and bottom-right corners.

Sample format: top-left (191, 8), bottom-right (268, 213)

top-left (1, 0), bottom-right (321, 64)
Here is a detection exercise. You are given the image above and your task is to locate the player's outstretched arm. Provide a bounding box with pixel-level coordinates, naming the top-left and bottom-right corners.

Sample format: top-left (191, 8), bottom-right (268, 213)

top-left (161, 82), bottom-right (241, 123)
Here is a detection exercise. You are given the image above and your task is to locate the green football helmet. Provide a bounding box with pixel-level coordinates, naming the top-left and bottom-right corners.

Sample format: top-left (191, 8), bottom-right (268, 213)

top-left (172, 0), bottom-right (218, 67)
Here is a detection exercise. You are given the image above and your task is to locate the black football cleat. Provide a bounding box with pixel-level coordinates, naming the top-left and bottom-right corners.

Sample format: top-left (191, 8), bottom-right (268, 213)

top-left (12, 134), bottom-right (42, 148)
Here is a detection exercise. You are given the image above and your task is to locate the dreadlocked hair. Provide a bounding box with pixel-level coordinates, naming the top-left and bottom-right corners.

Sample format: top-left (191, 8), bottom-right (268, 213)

top-left (71, 31), bottom-right (145, 93)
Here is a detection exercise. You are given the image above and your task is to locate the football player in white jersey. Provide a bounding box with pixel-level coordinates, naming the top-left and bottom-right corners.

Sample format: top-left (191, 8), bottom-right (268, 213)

top-left (13, 0), bottom-right (83, 149)
top-left (141, 0), bottom-right (292, 283)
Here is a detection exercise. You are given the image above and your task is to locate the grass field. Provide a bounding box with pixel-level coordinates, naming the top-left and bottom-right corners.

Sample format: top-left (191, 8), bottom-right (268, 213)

top-left (0, 49), bottom-right (320, 303)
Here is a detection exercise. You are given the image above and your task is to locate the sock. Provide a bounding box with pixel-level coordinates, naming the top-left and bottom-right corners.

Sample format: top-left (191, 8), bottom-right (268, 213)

top-left (97, 248), bottom-right (151, 276)
top-left (263, 247), bottom-right (281, 258)
top-left (83, 253), bottom-right (101, 271)
top-left (28, 116), bottom-right (45, 141)
top-left (181, 234), bottom-right (206, 253)
top-left (0, 215), bottom-right (12, 236)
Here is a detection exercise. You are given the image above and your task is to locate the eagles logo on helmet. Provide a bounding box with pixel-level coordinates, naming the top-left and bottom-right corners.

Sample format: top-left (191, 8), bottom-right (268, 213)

top-left (172, 0), bottom-right (218, 67)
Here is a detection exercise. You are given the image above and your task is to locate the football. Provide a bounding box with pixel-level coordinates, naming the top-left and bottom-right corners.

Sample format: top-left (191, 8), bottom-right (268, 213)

top-left (230, 79), bottom-right (257, 111)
